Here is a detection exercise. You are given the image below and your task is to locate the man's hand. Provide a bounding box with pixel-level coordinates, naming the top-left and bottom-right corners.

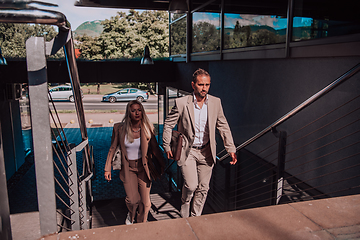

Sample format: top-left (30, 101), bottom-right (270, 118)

top-left (229, 152), bottom-right (237, 165)
top-left (104, 171), bottom-right (112, 182)
top-left (166, 150), bottom-right (174, 159)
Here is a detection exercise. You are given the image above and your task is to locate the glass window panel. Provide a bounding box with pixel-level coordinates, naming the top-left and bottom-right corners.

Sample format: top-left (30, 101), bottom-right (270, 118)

top-left (170, 13), bottom-right (186, 23)
top-left (192, 12), bottom-right (221, 53)
top-left (224, 13), bottom-right (287, 49)
top-left (292, 0), bottom-right (360, 41)
top-left (20, 85), bottom-right (32, 154)
top-left (170, 17), bottom-right (187, 55)
top-left (166, 87), bottom-right (191, 114)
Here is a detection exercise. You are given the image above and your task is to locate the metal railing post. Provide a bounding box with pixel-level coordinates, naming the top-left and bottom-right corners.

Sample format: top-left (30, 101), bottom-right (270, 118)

top-left (26, 36), bottom-right (57, 235)
top-left (79, 180), bottom-right (89, 230)
top-left (225, 163), bottom-right (231, 211)
top-left (68, 144), bottom-right (80, 230)
top-left (76, 140), bottom-right (91, 230)
top-left (274, 130), bottom-right (287, 205)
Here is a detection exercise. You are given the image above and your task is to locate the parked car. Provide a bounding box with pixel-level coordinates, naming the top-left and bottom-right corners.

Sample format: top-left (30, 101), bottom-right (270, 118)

top-left (48, 85), bottom-right (83, 102)
top-left (102, 88), bottom-right (149, 103)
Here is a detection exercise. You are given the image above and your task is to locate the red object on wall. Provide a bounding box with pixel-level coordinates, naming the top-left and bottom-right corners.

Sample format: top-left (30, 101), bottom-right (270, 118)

top-left (75, 49), bottom-right (81, 58)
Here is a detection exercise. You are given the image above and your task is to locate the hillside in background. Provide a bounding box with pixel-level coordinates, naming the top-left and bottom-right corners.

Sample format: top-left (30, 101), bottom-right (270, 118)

top-left (73, 20), bottom-right (103, 38)
top-left (224, 25), bottom-right (287, 36)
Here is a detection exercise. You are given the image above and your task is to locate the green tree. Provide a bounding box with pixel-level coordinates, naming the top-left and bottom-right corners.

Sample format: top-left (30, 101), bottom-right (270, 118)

top-left (170, 17), bottom-right (186, 55)
top-left (234, 21), bottom-right (241, 37)
top-left (249, 29), bottom-right (278, 46)
top-left (76, 10), bottom-right (169, 60)
top-left (225, 21), bottom-right (249, 49)
top-left (75, 34), bottom-right (102, 60)
top-left (241, 25), bottom-right (252, 46)
top-left (0, 23), bottom-right (62, 59)
top-left (192, 21), bottom-right (220, 52)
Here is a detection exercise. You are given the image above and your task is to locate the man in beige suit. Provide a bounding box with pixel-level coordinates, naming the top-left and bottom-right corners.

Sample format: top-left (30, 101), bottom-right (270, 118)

top-left (162, 68), bottom-right (237, 218)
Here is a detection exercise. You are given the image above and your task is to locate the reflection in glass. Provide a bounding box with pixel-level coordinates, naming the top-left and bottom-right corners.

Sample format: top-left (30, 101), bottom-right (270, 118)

top-left (19, 85), bottom-right (33, 154)
top-left (292, 17), bottom-right (360, 41)
top-left (170, 16), bottom-right (186, 55)
top-left (166, 87), bottom-right (177, 114)
top-left (170, 12), bottom-right (186, 23)
top-left (292, 0), bottom-right (360, 42)
top-left (224, 13), bottom-right (287, 49)
top-left (158, 94), bottom-right (164, 144)
top-left (192, 12), bottom-right (221, 52)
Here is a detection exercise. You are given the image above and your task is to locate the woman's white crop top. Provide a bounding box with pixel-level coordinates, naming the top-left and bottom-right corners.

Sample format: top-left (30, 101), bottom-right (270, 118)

top-left (124, 134), bottom-right (142, 160)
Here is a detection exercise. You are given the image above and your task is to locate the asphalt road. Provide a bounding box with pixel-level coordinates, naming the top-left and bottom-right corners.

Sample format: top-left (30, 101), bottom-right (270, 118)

top-left (49, 95), bottom-right (158, 111)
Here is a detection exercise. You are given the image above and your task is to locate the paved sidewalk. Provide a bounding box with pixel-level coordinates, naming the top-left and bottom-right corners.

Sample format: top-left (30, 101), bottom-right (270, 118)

top-left (41, 194), bottom-right (360, 240)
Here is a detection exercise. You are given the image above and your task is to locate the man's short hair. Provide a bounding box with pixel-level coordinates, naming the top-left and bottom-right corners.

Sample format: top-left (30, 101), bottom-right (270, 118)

top-left (192, 68), bottom-right (210, 83)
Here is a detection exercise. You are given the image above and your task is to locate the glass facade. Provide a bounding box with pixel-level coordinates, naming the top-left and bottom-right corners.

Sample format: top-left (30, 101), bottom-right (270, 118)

top-left (170, 14), bottom-right (187, 55)
top-left (292, 0), bottom-right (360, 41)
top-left (169, 0), bottom-right (359, 58)
top-left (192, 12), bottom-right (221, 52)
top-left (19, 86), bottom-right (32, 154)
top-left (224, 13), bottom-right (287, 49)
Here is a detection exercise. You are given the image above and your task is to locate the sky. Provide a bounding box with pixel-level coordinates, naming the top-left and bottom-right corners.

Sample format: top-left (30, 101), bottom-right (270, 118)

top-left (35, 0), bottom-right (127, 29)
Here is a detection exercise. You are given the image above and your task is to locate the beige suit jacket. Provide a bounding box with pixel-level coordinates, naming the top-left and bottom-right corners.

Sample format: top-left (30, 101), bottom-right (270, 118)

top-left (105, 122), bottom-right (165, 182)
top-left (162, 94), bottom-right (236, 166)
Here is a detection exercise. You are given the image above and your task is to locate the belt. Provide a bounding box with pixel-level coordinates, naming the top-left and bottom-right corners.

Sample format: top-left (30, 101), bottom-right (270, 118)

top-left (192, 142), bottom-right (209, 150)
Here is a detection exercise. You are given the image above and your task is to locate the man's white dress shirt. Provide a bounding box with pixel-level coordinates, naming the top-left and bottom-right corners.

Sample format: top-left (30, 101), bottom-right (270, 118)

top-left (193, 94), bottom-right (209, 147)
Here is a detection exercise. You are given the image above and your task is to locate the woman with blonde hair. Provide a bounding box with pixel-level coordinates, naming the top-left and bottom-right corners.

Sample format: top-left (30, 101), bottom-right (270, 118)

top-left (104, 100), bottom-right (165, 224)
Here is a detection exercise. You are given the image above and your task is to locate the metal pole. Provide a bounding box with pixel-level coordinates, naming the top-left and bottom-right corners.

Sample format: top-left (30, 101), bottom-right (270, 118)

top-left (80, 180), bottom-right (90, 230)
top-left (165, 87), bottom-right (170, 119)
top-left (26, 36), bottom-right (57, 235)
top-left (220, 0), bottom-right (224, 60)
top-left (275, 131), bottom-right (287, 205)
top-left (68, 145), bottom-right (80, 230)
top-left (0, 123), bottom-right (12, 240)
top-left (186, 0), bottom-right (192, 63)
top-left (285, 0), bottom-right (294, 58)
top-left (63, 34), bottom-right (91, 177)
top-left (225, 163), bottom-right (230, 211)
top-left (169, 12), bottom-right (172, 56)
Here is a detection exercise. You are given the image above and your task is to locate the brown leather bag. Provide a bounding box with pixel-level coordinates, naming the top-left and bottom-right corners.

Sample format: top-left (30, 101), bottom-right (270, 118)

top-left (146, 141), bottom-right (165, 181)
top-left (170, 130), bottom-right (183, 161)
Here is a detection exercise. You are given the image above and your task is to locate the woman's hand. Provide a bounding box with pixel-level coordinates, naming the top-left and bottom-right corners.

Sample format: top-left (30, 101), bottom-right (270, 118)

top-left (104, 171), bottom-right (112, 182)
top-left (166, 150), bottom-right (173, 159)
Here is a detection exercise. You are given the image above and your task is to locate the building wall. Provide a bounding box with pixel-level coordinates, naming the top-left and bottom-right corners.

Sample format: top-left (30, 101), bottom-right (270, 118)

top-left (173, 57), bottom-right (360, 145)
top-left (171, 56), bottom-right (360, 197)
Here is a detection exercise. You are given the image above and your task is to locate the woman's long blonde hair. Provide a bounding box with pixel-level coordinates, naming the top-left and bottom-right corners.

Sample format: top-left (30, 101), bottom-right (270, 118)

top-left (121, 100), bottom-right (154, 142)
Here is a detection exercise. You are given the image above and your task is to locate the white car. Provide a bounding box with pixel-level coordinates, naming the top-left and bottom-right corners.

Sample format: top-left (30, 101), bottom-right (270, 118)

top-left (49, 85), bottom-right (82, 102)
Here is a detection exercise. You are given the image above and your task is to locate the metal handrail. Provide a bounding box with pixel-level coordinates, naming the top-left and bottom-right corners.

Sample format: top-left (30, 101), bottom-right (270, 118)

top-left (1, 1), bottom-right (91, 178)
top-left (0, 2), bottom-right (92, 234)
top-left (217, 62), bottom-right (360, 161)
